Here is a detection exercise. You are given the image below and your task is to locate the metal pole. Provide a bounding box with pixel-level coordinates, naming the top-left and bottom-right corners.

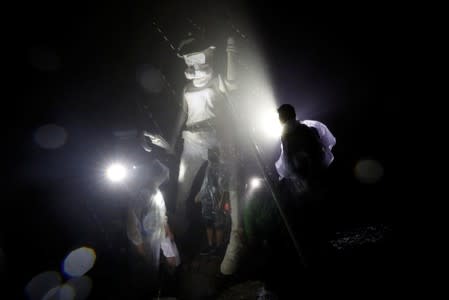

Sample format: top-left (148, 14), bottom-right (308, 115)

top-left (226, 95), bottom-right (307, 267)
top-left (224, 36), bottom-right (306, 267)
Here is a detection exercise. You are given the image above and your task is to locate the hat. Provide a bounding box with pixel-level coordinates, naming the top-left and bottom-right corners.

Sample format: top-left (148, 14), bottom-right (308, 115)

top-left (177, 34), bottom-right (216, 64)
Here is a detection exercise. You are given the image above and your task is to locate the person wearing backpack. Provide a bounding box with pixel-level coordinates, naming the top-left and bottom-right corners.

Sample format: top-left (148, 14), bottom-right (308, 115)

top-left (276, 104), bottom-right (333, 195)
top-left (274, 103), bottom-right (336, 271)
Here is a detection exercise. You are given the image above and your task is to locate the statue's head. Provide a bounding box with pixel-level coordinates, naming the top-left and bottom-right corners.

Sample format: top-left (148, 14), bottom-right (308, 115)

top-left (178, 36), bottom-right (215, 87)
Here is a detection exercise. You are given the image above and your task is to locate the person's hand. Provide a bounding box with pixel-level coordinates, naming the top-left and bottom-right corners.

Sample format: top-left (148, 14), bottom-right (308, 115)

top-left (194, 193), bottom-right (201, 203)
top-left (165, 223), bottom-right (175, 241)
top-left (167, 230), bottom-right (175, 241)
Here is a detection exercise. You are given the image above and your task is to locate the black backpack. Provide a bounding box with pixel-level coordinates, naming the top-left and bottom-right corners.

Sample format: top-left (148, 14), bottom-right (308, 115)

top-left (283, 123), bottom-right (325, 177)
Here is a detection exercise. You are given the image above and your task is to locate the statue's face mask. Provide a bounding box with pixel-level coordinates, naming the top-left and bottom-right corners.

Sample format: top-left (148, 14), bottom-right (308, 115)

top-left (184, 64), bottom-right (212, 80)
top-left (182, 47), bottom-right (215, 80)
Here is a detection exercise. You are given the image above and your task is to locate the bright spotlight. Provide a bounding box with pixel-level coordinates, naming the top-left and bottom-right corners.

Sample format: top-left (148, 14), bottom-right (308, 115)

top-left (250, 177), bottom-right (262, 189)
top-left (259, 110), bottom-right (282, 139)
top-left (106, 163), bottom-right (127, 182)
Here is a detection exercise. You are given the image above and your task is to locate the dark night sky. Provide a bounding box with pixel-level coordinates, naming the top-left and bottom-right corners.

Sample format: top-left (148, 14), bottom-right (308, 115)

top-left (6, 2), bottom-right (402, 167)
top-left (3, 0), bottom-right (406, 297)
top-left (4, 1), bottom-right (403, 193)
